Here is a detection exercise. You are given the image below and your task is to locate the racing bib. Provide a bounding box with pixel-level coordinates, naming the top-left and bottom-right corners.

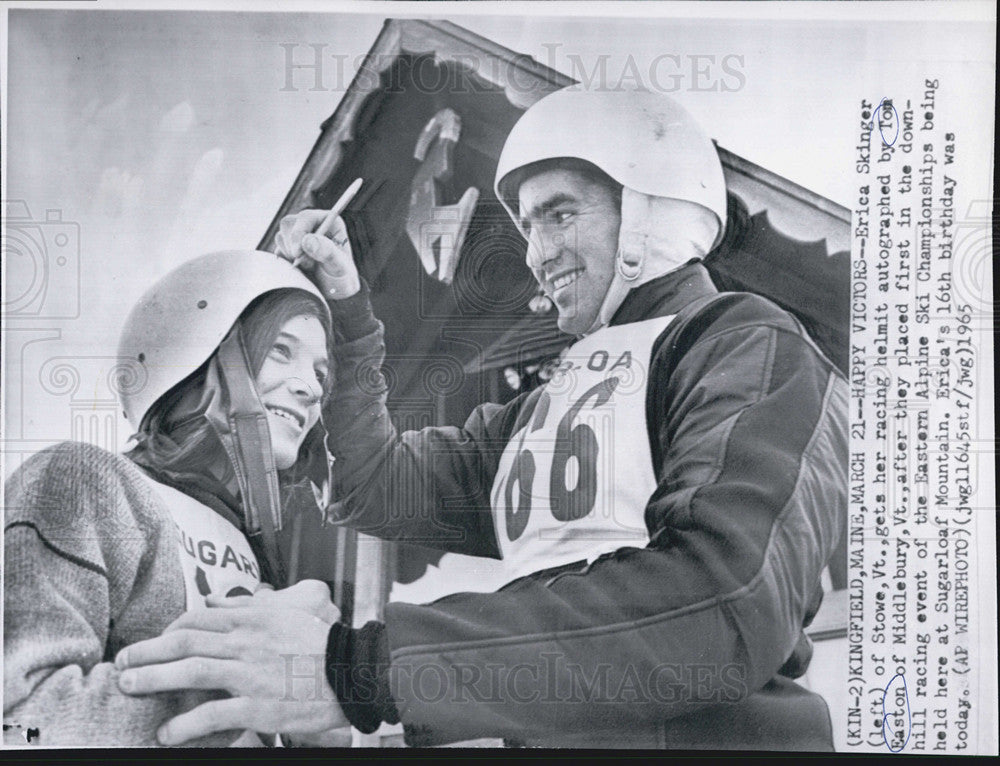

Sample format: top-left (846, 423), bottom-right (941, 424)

top-left (146, 478), bottom-right (267, 746)
top-left (490, 315), bottom-right (674, 582)
top-left (147, 479), bottom-right (262, 608)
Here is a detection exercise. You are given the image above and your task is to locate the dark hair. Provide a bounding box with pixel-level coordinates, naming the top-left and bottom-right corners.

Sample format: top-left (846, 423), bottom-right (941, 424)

top-left (131, 289), bottom-right (332, 484)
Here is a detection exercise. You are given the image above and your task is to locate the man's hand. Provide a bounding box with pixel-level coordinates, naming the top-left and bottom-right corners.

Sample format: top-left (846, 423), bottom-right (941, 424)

top-left (275, 209), bottom-right (361, 299)
top-left (115, 606), bottom-right (346, 745)
top-left (210, 578), bottom-right (340, 625)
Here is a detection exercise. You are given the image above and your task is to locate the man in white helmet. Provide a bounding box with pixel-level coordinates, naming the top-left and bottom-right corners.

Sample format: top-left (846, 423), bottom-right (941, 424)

top-left (117, 89), bottom-right (847, 750)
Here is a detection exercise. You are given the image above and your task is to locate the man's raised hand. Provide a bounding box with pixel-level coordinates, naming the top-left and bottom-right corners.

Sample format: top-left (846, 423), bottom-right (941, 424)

top-left (275, 209), bottom-right (361, 299)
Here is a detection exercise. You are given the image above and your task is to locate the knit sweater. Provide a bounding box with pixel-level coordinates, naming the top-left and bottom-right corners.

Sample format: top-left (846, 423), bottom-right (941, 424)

top-left (3, 441), bottom-right (248, 747)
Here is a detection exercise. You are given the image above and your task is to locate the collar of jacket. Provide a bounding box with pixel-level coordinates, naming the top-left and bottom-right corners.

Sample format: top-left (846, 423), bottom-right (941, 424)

top-left (608, 260), bottom-right (718, 326)
top-left (133, 462), bottom-right (244, 528)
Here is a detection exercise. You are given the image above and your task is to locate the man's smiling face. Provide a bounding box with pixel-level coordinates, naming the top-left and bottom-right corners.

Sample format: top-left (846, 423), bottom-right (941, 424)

top-left (517, 167), bottom-right (621, 335)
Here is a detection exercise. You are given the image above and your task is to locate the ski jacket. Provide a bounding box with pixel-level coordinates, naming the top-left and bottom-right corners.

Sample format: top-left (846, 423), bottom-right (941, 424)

top-left (324, 262), bottom-right (847, 749)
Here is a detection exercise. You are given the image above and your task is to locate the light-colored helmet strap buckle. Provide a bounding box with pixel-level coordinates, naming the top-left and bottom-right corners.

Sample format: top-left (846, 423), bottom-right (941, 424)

top-left (616, 248), bottom-right (644, 281)
top-left (616, 227), bottom-right (645, 281)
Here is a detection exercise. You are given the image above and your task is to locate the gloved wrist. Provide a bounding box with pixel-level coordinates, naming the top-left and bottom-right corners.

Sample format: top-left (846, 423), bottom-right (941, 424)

top-left (327, 279), bottom-right (379, 343)
top-left (324, 620), bottom-right (399, 734)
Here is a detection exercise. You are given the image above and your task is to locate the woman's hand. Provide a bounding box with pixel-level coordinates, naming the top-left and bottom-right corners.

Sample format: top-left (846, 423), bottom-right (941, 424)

top-left (275, 209), bottom-right (361, 300)
top-left (115, 603), bottom-right (346, 745)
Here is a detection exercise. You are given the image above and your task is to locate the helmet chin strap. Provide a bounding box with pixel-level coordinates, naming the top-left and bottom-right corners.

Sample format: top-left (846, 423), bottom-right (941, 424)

top-left (584, 189), bottom-right (720, 336)
top-left (585, 249), bottom-right (640, 335)
top-left (205, 328), bottom-right (287, 586)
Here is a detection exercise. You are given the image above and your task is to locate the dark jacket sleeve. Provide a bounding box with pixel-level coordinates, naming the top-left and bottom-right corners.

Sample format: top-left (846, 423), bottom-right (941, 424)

top-left (374, 294), bottom-right (847, 745)
top-left (323, 285), bottom-right (527, 557)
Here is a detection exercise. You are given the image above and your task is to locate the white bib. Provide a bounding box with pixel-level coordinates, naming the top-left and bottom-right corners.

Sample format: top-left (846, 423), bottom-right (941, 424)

top-left (147, 478), bottom-right (262, 608)
top-left (490, 315), bottom-right (674, 582)
top-left (145, 478), bottom-right (267, 746)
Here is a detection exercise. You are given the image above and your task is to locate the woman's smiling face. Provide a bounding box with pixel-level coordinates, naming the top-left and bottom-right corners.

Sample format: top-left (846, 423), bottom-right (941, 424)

top-left (255, 314), bottom-right (329, 470)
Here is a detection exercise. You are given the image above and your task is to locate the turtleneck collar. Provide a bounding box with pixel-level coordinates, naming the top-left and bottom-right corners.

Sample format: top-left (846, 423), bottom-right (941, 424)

top-left (609, 261), bottom-right (718, 327)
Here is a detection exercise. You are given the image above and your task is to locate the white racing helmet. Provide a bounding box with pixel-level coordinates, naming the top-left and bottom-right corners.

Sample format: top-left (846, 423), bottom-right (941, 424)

top-left (117, 250), bottom-right (329, 429)
top-left (494, 88), bottom-right (728, 333)
top-left (117, 250), bottom-right (332, 585)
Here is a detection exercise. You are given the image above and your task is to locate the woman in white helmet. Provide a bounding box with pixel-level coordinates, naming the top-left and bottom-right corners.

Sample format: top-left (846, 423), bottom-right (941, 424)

top-left (116, 89), bottom-right (847, 751)
top-left (3, 248), bottom-right (350, 746)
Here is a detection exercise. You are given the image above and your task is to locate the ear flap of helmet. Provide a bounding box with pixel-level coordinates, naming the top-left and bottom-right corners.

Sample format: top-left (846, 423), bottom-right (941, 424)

top-left (588, 189), bottom-right (722, 333)
top-left (203, 326), bottom-right (287, 586)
